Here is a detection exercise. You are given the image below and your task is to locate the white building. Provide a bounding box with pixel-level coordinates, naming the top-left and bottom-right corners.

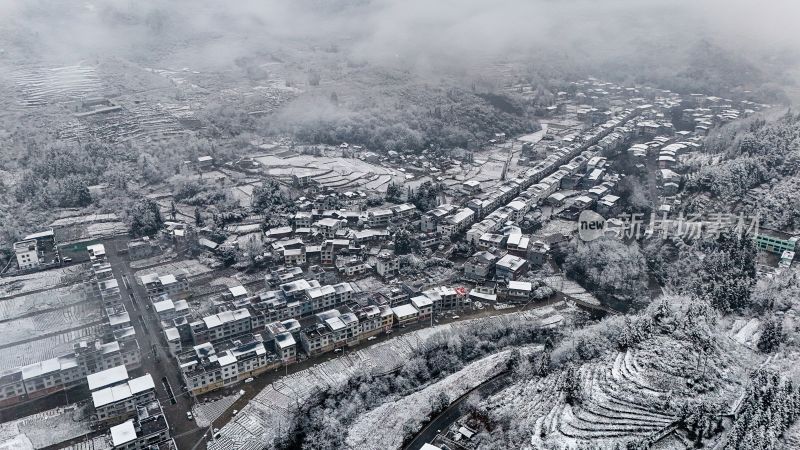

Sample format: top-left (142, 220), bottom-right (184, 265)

top-left (13, 240), bottom-right (40, 269)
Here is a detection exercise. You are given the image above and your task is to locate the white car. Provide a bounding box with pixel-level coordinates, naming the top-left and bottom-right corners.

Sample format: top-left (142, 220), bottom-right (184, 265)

top-left (186, 411), bottom-right (194, 421)
top-left (232, 409), bottom-right (239, 416)
top-left (367, 336), bottom-right (377, 341)
top-left (244, 377), bottom-right (254, 383)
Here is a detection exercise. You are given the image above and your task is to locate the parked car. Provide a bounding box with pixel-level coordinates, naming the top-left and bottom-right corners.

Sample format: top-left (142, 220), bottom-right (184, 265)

top-left (244, 377), bottom-right (254, 383)
top-left (186, 411), bottom-right (193, 421)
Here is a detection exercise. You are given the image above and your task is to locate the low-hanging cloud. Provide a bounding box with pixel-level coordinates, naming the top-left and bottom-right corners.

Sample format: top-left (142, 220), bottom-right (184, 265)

top-left (1, 0), bottom-right (798, 91)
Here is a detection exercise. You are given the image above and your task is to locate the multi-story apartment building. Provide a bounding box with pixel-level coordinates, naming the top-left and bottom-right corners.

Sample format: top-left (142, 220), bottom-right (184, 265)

top-left (436, 208), bottom-right (475, 238)
top-left (0, 338), bottom-right (141, 407)
top-left (190, 308), bottom-right (252, 345)
top-left (421, 204), bottom-right (458, 232)
top-left (375, 252), bottom-right (400, 278)
top-left (755, 229), bottom-right (799, 255)
top-left (420, 286), bottom-right (463, 312)
top-left (179, 335), bottom-right (285, 396)
top-left (92, 374), bottom-right (156, 426)
top-left (365, 209), bottom-right (394, 228)
top-left (139, 273), bottom-right (189, 299)
top-left (109, 402), bottom-right (171, 450)
top-left (299, 309), bottom-right (360, 355)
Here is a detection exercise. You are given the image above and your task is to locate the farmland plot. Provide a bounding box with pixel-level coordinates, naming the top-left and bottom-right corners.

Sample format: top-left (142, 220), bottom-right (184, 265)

top-left (0, 405), bottom-right (91, 449)
top-left (0, 299), bottom-right (104, 350)
top-left (0, 266), bottom-right (86, 299)
top-left (0, 324), bottom-right (106, 371)
top-left (482, 332), bottom-right (752, 449)
top-left (0, 283), bottom-right (91, 322)
top-left (11, 64), bottom-right (102, 107)
top-left (134, 259), bottom-right (212, 280)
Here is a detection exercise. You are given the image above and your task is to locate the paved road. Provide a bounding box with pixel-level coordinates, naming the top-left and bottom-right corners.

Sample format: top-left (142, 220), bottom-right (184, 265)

top-left (103, 238), bottom-right (204, 446)
top-left (404, 373), bottom-right (509, 450)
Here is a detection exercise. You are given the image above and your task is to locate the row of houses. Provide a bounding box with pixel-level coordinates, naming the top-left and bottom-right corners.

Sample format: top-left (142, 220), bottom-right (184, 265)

top-left (0, 247), bottom-right (142, 408)
top-left (291, 203), bottom-right (417, 230)
top-left (178, 333), bottom-right (293, 396)
top-left (174, 282), bottom-right (467, 396)
top-left (464, 108), bottom-right (641, 248)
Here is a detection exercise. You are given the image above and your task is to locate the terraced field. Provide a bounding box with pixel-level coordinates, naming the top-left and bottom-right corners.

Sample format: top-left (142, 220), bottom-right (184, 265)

top-left (11, 64), bottom-right (102, 106)
top-left (0, 300), bottom-right (104, 350)
top-left (0, 281), bottom-right (105, 371)
top-left (482, 333), bottom-right (751, 448)
top-left (0, 284), bottom-right (91, 323)
top-left (0, 324), bottom-right (106, 371)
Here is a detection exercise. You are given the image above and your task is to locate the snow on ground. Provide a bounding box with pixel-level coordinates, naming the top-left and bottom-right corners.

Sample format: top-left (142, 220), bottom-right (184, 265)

top-left (62, 435), bottom-right (109, 450)
top-left (733, 318), bottom-right (760, 346)
top-left (133, 259), bottom-right (212, 280)
top-left (129, 251), bottom-right (177, 270)
top-left (0, 420), bottom-right (32, 450)
top-left (50, 213), bottom-right (119, 228)
top-left (231, 184), bottom-right (255, 207)
top-left (516, 125), bottom-right (548, 144)
top-left (194, 392), bottom-right (244, 428)
top-left (208, 310), bottom-right (555, 450)
top-left (229, 223), bottom-right (261, 235)
top-left (0, 265), bottom-right (86, 299)
top-left (480, 331), bottom-right (752, 449)
top-left (0, 298), bottom-right (104, 349)
top-left (0, 324), bottom-right (105, 371)
top-left (83, 221), bottom-right (128, 239)
top-left (256, 155), bottom-right (399, 192)
top-left (0, 405), bottom-right (91, 449)
top-left (538, 218), bottom-right (578, 237)
top-left (0, 283), bottom-right (90, 322)
top-left (543, 275), bottom-right (601, 306)
top-left (346, 346), bottom-right (541, 450)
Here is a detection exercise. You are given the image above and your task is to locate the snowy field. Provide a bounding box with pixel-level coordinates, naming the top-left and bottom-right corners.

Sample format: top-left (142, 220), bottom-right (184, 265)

top-left (133, 259), bottom-right (212, 280)
top-left (194, 392), bottom-right (243, 428)
top-left (0, 405), bottom-right (91, 449)
top-left (208, 309), bottom-right (560, 450)
top-left (480, 331), bottom-right (752, 449)
top-left (0, 265), bottom-right (86, 299)
top-left (11, 64), bottom-right (102, 107)
top-left (0, 283), bottom-right (91, 322)
top-left (543, 275), bottom-right (601, 306)
top-left (0, 297), bottom-right (103, 350)
top-left (256, 153), bottom-right (404, 193)
top-left (50, 213), bottom-right (119, 228)
top-left (0, 323), bottom-right (106, 371)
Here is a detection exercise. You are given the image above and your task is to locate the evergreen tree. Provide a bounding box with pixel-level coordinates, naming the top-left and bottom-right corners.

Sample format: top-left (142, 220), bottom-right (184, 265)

top-left (194, 206), bottom-right (203, 226)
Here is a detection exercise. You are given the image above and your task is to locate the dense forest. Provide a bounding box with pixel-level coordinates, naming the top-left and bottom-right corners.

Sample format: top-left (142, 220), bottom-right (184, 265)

top-left (686, 111), bottom-right (800, 230)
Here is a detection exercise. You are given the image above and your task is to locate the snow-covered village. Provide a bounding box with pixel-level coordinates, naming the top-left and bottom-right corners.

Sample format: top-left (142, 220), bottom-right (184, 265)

top-left (2, 1), bottom-right (800, 449)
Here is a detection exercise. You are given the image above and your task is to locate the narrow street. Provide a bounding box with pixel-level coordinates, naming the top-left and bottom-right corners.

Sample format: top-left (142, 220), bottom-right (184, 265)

top-left (102, 238), bottom-right (203, 445)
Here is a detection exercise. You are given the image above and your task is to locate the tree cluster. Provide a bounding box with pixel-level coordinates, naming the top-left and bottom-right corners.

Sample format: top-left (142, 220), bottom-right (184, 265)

top-left (563, 238), bottom-right (649, 310)
top-left (279, 317), bottom-right (555, 449)
top-left (725, 370), bottom-right (800, 449)
top-left (668, 233), bottom-right (757, 313)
